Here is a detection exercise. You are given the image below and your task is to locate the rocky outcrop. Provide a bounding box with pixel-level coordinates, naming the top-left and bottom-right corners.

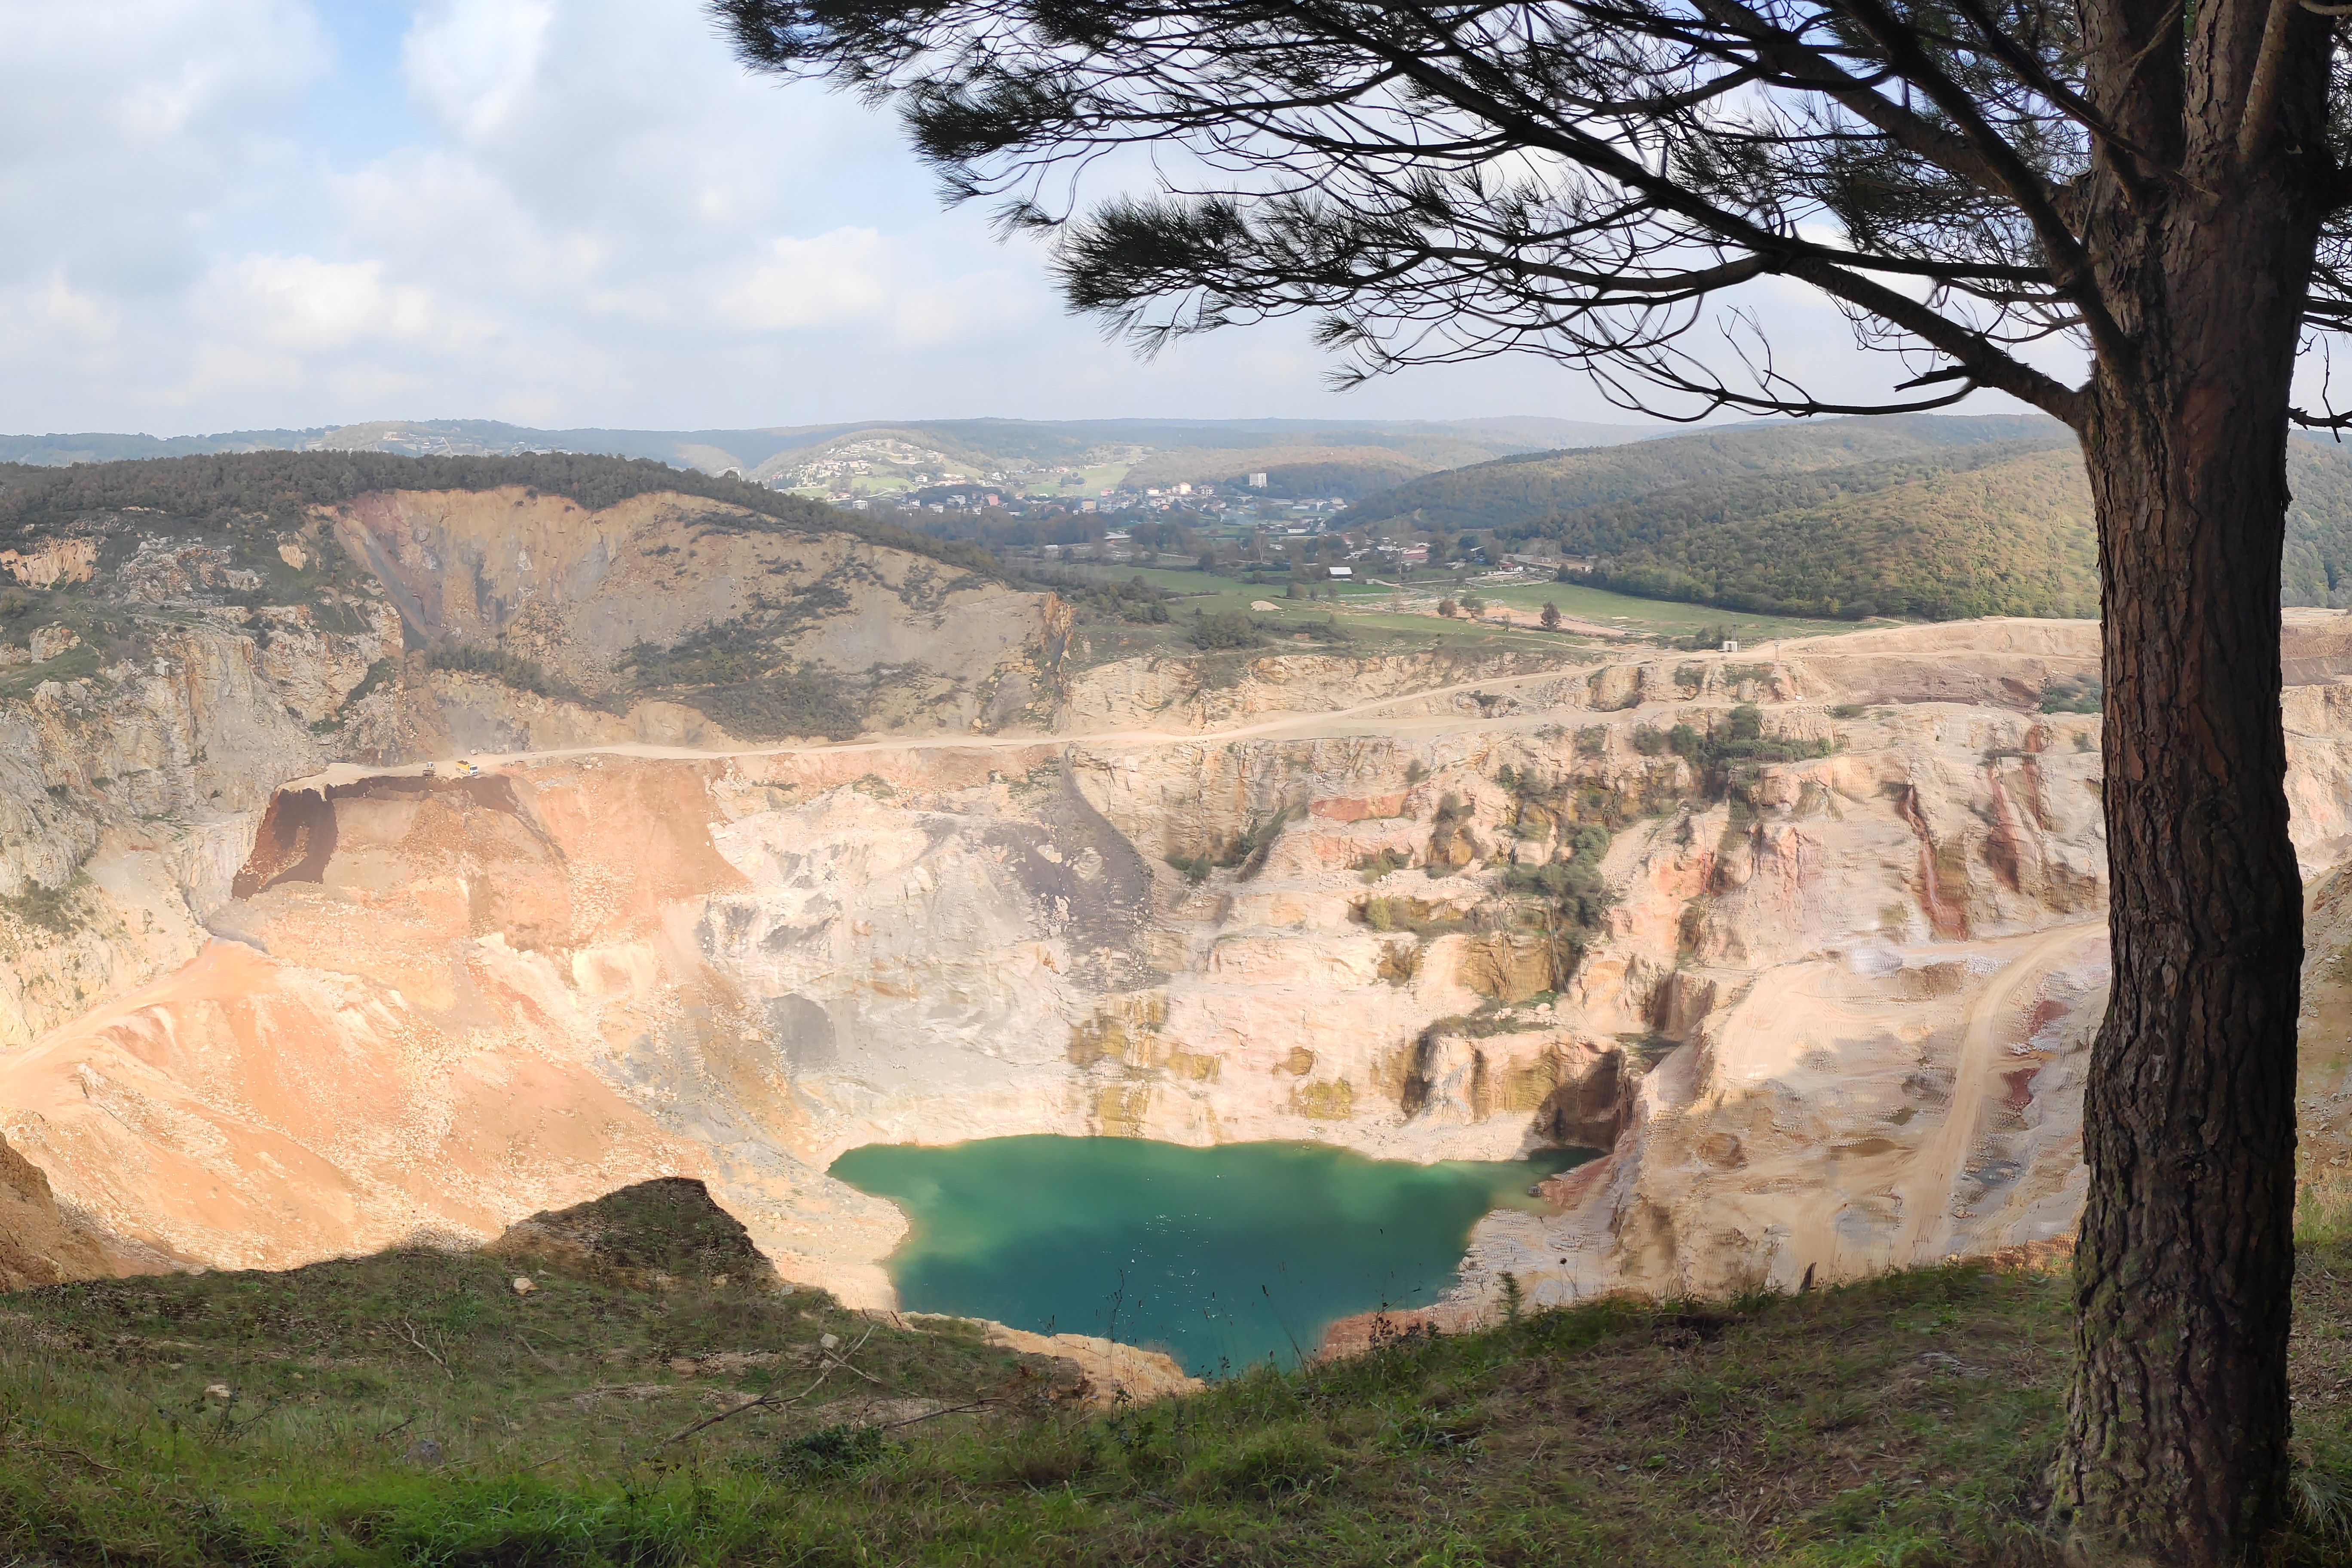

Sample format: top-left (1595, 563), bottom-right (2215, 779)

top-left (909, 1316), bottom-right (1201, 1406)
top-left (486, 1176), bottom-right (784, 1292)
top-left (1452, 922), bottom-right (2108, 1317)
top-left (0, 488), bottom-right (1081, 1081)
top-left (0, 608), bottom-right (398, 1053)
top-left (0, 631), bottom-right (2135, 1306)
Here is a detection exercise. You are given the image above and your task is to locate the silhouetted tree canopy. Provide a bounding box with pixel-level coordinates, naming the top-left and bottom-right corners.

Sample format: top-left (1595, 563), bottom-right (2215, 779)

top-left (718, 3), bottom-right (2352, 1563)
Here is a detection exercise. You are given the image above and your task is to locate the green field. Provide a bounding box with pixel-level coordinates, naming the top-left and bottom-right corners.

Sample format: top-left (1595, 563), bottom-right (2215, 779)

top-left (1458, 576), bottom-right (1871, 641)
top-left (1047, 564), bottom-right (1581, 657)
top-left (1053, 563), bottom-right (1878, 649)
top-left (1020, 462), bottom-right (1132, 497)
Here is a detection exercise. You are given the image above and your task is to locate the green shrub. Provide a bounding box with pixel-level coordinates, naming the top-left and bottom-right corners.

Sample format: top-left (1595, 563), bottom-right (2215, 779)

top-left (1501, 824), bottom-right (1616, 930)
top-left (769, 1423), bottom-right (889, 1479)
top-left (427, 642), bottom-right (555, 696)
top-left (1190, 609), bottom-right (1261, 650)
top-left (1022, 572), bottom-right (1173, 624)
top-left (2039, 674), bottom-right (2102, 714)
top-left (1658, 705), bottom-right (1834, 798)
top-left (0, 873), bottom-right (89, 936)
top-left (1166, 852), bottom-right (1213, 884)
top-left (697, 667), bottom-right (866, 742)
top-left (345, 658), bottom-right (397, 705)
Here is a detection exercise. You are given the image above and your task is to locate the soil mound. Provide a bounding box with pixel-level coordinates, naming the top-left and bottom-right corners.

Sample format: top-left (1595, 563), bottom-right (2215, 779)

top-left (485, 1176), bottom-right (783, 1291)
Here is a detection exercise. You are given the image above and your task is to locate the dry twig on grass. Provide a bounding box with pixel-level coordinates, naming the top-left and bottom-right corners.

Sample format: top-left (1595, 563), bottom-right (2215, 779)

top-left (392, 1320), bottom-right (452, 1379)
top-left (664, 1324), bottom-right (882, 1445)
top-left (878, 1398), bottom-right (992, 1431)
top-left (1, 1438), bottom-right (120, 1475)
top-left (514, 1333), bottom-right (564, 1371)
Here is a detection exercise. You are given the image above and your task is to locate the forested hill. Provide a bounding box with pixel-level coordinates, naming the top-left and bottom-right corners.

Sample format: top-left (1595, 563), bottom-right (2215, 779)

top-left (1540, 442), bottom-right (2091, 620)
top-left (1350, 414), bottom-right (2352, 620)
top-left (0, 450), bottom-right (997, 577)
top-left (1344, 413), bottom-right (2070, 535)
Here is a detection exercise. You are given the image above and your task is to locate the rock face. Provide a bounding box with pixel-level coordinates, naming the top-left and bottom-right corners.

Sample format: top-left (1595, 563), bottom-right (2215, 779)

top-left (9, 600), bottom-right (2352, 1330)
top-left (327, 486), bottom-right (1052, 737)
top-left (0, 482), bottom-right (1069, 1074)
top-left (918, 1316), bottom-right (1201, 1406)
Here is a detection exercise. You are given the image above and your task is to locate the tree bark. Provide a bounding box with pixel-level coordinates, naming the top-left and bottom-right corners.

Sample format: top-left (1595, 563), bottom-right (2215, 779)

top-left (2054, 185), bottom-right (2318, 1567)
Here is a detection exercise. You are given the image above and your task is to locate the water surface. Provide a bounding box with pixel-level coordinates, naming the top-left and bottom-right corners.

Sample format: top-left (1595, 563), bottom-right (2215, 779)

top-left (830, 1136), bottom-right (1592, 1376)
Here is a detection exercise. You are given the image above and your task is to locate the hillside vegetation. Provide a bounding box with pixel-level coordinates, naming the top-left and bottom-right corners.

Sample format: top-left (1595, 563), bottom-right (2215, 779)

top-left (1565, 444), bottom-right (2097, 620)
top-left (1350, 415), bottom-right (2352, 620)
top-left (1345, 414), bottom-right (2067, 535)
top-left (3, 1224), bottom-right (2348, 1566)
top-left (0, 450), bottom-right (1044, 749)
top-left (0, 450), bottom-right (996, 579)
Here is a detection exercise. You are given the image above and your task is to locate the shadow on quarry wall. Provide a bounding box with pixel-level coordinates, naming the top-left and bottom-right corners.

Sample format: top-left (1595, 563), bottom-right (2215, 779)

top-left (984, 757), bottom-right (1164, 993)
top-left (228, 772), bottom-right (559, 900)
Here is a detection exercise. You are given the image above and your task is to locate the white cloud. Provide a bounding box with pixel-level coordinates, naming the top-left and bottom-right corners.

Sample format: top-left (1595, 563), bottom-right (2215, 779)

top-left (0, 0), bottom-right (2051, 433)
top-left (221, 254), bottom-right (491, 352)
top-left (721, 230), bottom-right (894, 331)
top-left (891, 269), bottom-right (1037, 348)
top-left (41, 273), bottom-right (118, 342)
top-left (0, 0), bottom-right (329, 296)
top-left (403, 0), bottom-right (556, 142)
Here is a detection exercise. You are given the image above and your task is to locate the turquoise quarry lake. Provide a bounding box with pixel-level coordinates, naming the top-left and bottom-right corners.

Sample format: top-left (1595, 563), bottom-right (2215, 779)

top-left (829, 1136), bottom-right (1594, 1376)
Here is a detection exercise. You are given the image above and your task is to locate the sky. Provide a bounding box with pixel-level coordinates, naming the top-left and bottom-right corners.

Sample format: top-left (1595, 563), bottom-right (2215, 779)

top-left (0, 0), bottom-right (2073, 437)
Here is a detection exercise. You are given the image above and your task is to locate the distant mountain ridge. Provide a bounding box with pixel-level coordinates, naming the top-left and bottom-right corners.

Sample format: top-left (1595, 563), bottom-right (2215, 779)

top-left (0, 414), bottom-right (1657, 486)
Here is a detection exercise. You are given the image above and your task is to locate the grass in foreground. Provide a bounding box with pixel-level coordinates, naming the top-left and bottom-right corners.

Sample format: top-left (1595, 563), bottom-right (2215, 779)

top-left (2, 1237), bottom-right (2349, 1566)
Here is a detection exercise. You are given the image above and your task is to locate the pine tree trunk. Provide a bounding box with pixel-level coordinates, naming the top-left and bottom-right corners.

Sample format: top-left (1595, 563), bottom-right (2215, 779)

top-left (2053, 215), bottom-right (2312, 1562)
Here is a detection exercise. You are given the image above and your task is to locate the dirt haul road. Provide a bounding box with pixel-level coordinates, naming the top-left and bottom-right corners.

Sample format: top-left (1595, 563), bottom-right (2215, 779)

top-left (1890, 922), bottom-right (2109, 1259)
top-left (281, 660), bottom-right (1622, 790)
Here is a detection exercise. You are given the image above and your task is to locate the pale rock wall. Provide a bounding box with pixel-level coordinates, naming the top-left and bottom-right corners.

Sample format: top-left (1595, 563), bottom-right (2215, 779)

top-left (0, 652), bottom-right (2131, 1305)
top-left (0, 486), bottom-right (1090, 1069)
top-left (0, 606), bottom-right (401, 1050)
top-left (13, 614), bottom-right (2352, 1329)
top-left (1055, 649), bottom-right (1581, 733)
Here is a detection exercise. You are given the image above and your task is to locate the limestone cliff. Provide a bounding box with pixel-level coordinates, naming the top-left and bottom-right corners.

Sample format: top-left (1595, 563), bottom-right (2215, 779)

top-left (0, 481), bottom-right (1075, 1071)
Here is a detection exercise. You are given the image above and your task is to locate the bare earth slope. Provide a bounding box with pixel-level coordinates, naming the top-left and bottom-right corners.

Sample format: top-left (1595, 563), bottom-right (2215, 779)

top-left (10, 534), bottom-right (2352, 1332)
